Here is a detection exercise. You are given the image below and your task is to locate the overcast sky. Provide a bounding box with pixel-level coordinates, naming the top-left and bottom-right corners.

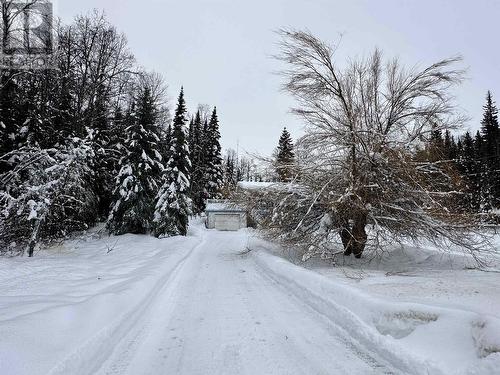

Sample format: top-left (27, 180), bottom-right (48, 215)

top-left (57, 0), bottom-right (499, 155)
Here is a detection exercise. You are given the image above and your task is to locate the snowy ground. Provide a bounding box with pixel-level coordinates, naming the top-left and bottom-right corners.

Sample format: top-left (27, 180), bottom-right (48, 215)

top-left (0, 221), bottom-right (499, 374)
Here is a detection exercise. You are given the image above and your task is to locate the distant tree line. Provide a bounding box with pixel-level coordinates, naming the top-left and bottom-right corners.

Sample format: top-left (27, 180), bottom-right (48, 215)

top-left (219, 127), bottom-right (297, 191)
top-left (264, 96), bottom-right (500, 218)
top-left (0, 9), bottom-right (223, 256)
top-left (417, 91), bottom-right (500, 215)
top-left (220, 149), bottom-right (263, 194)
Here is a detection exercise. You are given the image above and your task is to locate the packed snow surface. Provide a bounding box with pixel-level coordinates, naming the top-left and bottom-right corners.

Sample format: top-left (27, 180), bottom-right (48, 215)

top-left (0, 221), bottom-right (499, 374)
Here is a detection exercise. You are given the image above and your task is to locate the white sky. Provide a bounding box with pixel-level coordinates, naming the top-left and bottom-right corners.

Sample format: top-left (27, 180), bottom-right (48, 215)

top-left (57, 0), bottom-right (500, 155)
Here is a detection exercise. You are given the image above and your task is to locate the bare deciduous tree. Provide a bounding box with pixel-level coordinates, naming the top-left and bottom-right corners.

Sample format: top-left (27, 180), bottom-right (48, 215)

top-left (1, 0), bottom-right (43, 53)
top-left (248, 29), bottom-right (489, 261)
top-left (59, 10), bottom-right (135, 127)
top-left (136, 70), bottom-right (170, 125)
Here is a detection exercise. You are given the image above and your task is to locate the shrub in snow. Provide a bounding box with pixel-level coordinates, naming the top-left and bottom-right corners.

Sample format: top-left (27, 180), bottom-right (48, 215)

top-left (0, 138), bottom-right (97, 256)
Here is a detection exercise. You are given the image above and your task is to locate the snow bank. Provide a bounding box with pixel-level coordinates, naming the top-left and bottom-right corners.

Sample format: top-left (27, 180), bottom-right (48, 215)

top-left (0, 224), bottom-right (205, 375)
top-left (251, 242), bottom-right (500, 375)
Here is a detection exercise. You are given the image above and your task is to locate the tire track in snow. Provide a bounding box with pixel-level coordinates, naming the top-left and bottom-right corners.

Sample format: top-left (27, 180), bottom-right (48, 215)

top-left (95, 233), bottom-right (208, 375)
top-left (47, 232), bottom-right (207, 375)
top-left (251, 255), bottom-right (397, 374)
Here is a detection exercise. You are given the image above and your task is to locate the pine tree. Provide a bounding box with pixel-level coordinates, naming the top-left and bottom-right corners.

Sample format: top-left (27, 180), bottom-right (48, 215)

top-left (221, 150), bottom-right (237, 197)
top-left (427, 128), bottom-right (445, 162)
top-left (0, 74), bottom-right (23, 172)
top-left (18, 73), bottom-right (57, 149)
top-left (106, 106), bottom-right (126, 180)
top-left (479, 91), bottom-right (500, 211)
top-left (107, 88), bottom-right (164, 234)
top-left (153, 88), bottom-right (192, 237)
top-left (443, 130), bottom-right (457, 160)
top-left (474, 130), bottom-right (483, 158)
top-left (188, 117), bottom-right (195, 151)
top-left (458, 132), bottom-right (481, 210)
top-left (52, 72), bottom-right (76, 144)
top-left (275, 127), bottom-right (295, 182)
top-left (481, 91), bottom-right (499, 151)
top-left (163, 124), bottom-right (172, 160)
top-left (189, 111), bottom-right (206, 214)
top-left (88, 88), bottom-right (115, 218)
top-left (472, 130), bottom-right (489, 211)
top-left (204, 107), bottom-right (223, 199)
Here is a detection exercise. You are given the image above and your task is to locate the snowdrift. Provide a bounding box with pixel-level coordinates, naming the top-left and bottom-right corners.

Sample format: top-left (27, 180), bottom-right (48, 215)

top-left (251, 241), bottom-right (500, 375)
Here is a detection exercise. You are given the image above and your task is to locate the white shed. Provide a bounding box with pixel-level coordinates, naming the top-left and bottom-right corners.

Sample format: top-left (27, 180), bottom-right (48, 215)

top-left (205, 200), bottom-right (247, 231)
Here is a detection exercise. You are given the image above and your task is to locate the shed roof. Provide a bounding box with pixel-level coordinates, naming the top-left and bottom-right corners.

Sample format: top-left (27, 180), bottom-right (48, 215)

top-left (205, 200), bottom-right (246, 213)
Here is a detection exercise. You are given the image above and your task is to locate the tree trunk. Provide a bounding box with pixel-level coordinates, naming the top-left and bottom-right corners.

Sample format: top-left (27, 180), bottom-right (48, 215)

top-left (27, 217), bottom-right (43, 257)
top-left (351, 212), bottom-right (367, 258)
top-left (339, 212), bottom-right (367, 258)
top-left (27, 240), bottom-right (35, 257)
top-left (339, 220), bottom-right (354, 256)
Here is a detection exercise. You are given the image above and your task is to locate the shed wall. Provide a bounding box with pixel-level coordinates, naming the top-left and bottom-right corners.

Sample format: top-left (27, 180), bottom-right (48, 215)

top-left (206, 211), bottom-right (247, 230)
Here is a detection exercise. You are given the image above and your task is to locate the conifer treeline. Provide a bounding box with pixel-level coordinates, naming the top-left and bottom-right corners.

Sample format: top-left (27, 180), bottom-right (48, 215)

top-left (421, 91), bottom-right (500, 214)
top-left (103, 87), bottom-right (224, 238)
top-left (0, 11), bottom-right (223, 256)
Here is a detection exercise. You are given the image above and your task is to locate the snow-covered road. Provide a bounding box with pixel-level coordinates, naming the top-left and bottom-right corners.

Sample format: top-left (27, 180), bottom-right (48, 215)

top-left (0, 226), bottom-right (396, 375)
top-left (1, 224), bottom-right (499, 375)
top-left (94, 229), bottom-right (393, 375)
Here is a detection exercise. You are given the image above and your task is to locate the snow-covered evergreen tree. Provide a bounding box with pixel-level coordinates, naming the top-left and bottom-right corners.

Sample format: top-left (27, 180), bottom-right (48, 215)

top-left (153, 88), bottom-right (192, 237)
top-left (204, 107), bottom-right (223, 199)
top-left (443, 130), bottom-right (457, 160)
top-left (107, 88), bottom-right (164, 235)
top-left (222, 150), bottom-right (237, 196)
top-left (275, 127), bottom-right (295, 182)
top-left (86, 88), bottom-right (115, 218)
top-left (189, 111), bottom-right (207, 214)
top-left (479, 91), bottom-right (500, 211)
top-left (456, 132), bottom-right (481, 210)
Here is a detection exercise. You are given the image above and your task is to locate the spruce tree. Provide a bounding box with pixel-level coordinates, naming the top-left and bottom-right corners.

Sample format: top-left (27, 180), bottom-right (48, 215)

top-left (204, 107), bottom-right (223, 199)
top-left (443, 130), bottom-right (458, 160)
top-left (107, 106), bottom-right (126, 184)
top-left (276, 127), bottom-right (296, 182)
top-left (473, 130), bottom-right (489, 211)
top-left (88, 88), bottom-right (115, 218)
top-left (107, 88), bottom-right (164, 234)
top-left (479, 91), bottom-right (500, 210)
top-left (427, 128), bottom-right (445, 162)
top-left (164, 124), bottom-right (172, 159)
top-left (18, 73), bottom-right (57, 149)
top-left (52, 74), bottom-right (76, 144)
top-left (0, 74), bottom-right (22, 172)
top-left (458, 132), bottom-right (481, 210)
top-left (223, 152), bottom-right (237, 196)
top-left (189, 111), bottom-right (206, 214)
top-left (188, 117), bottom-right (195, 152)
top-left (153, 88), bottom-right (192, 237)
